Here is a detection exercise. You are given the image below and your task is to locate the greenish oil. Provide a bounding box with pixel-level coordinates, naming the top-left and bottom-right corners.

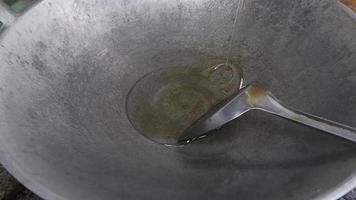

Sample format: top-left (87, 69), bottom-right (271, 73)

top-left (126, 58), bottom-right (243, 145)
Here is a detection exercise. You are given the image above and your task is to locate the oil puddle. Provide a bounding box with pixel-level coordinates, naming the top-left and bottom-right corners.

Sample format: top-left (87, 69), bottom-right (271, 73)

top-left (126, 58), bottom-right (243, 145)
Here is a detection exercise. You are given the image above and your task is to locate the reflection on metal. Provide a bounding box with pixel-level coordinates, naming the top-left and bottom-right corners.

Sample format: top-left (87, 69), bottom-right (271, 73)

top-left (2, 0), bottom-right (38, 13)
top-left (180, 83), bottom-right (356, 143)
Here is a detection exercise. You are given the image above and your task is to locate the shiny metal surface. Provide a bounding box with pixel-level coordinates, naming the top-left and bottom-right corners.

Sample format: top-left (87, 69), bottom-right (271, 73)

top-left (180, 85), bottom-right (251, 142)
top-left (181, 83), bottom-right (356, 143)
top-left (0, 0), bottom-right (356, 200)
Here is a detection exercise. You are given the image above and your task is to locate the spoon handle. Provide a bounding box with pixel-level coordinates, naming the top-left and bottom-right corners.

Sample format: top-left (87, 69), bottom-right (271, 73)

top-left (254, 92), bottom-right (356, 142)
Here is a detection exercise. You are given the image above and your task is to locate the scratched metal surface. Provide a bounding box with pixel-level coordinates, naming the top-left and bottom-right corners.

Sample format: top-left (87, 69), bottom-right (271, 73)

top-left (0, 0), bottom-right (356, 200)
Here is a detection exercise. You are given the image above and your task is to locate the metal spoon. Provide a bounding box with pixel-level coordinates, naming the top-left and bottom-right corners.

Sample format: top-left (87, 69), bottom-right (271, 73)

top-left (179, 82), bottom-right (356, 143)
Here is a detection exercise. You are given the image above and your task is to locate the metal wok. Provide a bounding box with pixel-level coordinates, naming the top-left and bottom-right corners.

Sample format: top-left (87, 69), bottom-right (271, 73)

top-left (0, 0), bottom-right (356, 199)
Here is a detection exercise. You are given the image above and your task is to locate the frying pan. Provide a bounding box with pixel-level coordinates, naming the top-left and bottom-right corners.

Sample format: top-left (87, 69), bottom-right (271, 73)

top-left (0, 0), bottom-right (356, 199)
